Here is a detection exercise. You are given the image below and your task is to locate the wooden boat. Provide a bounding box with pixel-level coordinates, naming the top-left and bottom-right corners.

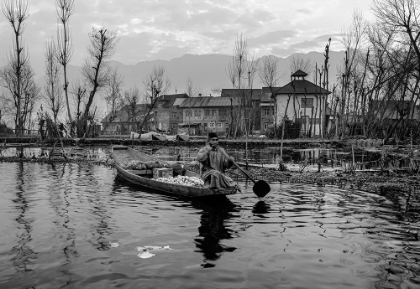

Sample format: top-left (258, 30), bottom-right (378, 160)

top-left (110, 145), bottom-right (238, 197)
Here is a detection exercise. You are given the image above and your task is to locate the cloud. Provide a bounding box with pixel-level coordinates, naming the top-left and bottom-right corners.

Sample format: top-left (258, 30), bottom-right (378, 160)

top-left (296, 8), bottom-right (311, 14)
top-left (0, 0), bottom-right (372, 73)
top-left (114, 32), bottom-right (155, 64)
top-left (270, 33), bottom-right (339, 57)
top-left (248, 30), bottom-right (297, 47)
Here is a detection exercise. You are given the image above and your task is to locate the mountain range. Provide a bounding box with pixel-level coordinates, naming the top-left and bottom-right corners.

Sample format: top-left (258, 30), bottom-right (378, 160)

top-left (40, 51), bottom-right (346, 118)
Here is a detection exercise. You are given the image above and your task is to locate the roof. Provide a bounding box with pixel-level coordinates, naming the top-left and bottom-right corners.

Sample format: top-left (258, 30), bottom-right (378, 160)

top-left (261, 92), bottom-right (274, 102)
top-left (178, 122), bottom-right (201, 126)
top-left (173, 98), bottom-right (187, 106)
top-left (262, 87), bottom-right (282, 94)
top-left (178, 96), bottom-right (239, 108)
top-left (291, 70), bottom-right (308, 77)
top-left (220, 89), bottom-right (262, 101)
top-left (158, 93), bottom-right (189, 108)
top-left (274, 79), bottom-right (331, 95)
top-left (101, 104), bottom-right (151, 123)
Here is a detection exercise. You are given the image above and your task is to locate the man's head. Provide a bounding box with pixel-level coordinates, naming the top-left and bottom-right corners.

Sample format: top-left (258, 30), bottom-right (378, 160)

top-left (207, 132), bottom-right (219, 149)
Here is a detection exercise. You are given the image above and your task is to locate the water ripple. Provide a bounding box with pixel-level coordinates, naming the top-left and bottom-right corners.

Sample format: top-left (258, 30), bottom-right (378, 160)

top-left (0, 162), bottom-right (419, 289)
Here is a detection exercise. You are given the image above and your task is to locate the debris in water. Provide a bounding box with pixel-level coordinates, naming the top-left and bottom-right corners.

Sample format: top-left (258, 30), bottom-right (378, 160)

top-left (136, 245), bottom-right (173, 259)
top-left (138, 251), bottom-right (155, 259)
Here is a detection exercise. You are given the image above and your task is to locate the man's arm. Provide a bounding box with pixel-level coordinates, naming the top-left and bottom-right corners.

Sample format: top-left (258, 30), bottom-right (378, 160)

top-left (196, 145), bottom-right (211, 162)
top-left (219, 148), bottom-right (234, 168)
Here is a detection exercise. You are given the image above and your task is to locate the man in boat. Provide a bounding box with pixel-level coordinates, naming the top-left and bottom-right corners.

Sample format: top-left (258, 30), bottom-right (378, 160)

top-left (196, 132), bottom-right (235, 189)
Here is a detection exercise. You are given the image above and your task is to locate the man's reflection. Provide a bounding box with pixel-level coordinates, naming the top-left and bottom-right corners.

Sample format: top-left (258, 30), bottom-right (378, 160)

top-left (191, 196), bottom-right (238, 267)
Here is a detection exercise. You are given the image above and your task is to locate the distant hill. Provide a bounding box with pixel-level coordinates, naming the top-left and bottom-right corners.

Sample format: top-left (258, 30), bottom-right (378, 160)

top-left (37, 51), bottom-right (345, 118)
top-left (63, 51), bottom-right (345, 93)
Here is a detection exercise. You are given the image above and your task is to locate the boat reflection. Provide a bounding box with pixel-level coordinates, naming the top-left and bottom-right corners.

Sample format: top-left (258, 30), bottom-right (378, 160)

top-left (191, 197), bottom-right (238, 268)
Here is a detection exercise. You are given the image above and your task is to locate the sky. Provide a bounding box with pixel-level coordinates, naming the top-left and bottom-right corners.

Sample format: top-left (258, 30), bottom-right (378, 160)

top-left (0, 0), bottom-right (375, 76)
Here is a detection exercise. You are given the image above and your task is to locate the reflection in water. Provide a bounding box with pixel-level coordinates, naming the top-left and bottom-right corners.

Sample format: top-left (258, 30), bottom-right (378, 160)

top-left (252, 201), bottom-right (270, 215)
top-left (192, 197), bottom-right (238, 267)
top-left (10, 163), bottom-right (37, 272)
top-left (1, 162), bottom-right (420, 289)
top-left (48, 163), bottom-right (79, 286)
top-left (77, 165), bottom-right (114, 251)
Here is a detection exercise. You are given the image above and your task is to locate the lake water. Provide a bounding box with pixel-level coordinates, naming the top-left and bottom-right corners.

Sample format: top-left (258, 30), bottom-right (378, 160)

top-left (1, 161), bottom-right (419, 289)
top-left (0, 145), bottom-right (383, 170)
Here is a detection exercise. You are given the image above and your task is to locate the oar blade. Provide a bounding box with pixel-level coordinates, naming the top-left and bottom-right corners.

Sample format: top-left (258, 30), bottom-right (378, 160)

top-left (253, 180), bottom-right (270, 198)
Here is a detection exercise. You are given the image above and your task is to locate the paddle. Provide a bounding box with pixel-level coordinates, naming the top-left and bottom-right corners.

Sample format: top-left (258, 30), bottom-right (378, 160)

top-left (219, 149), bottom-right (271, 198)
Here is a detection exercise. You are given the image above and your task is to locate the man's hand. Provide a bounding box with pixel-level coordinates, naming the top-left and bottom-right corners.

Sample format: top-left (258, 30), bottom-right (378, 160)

top-left (218, 148), bottom-right (234, 162)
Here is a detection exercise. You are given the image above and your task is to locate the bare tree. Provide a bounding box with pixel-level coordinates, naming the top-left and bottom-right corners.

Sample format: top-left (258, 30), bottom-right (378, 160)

top-left (138, 65), bottom-right (171, 134)
top-left (225, 34), bottom-right (259, 138)
top-left (121, 87), bottom-right (142, 132)
top-left (372, 0), bottom-right (420, 72)
top-left (104, 66), bottom-right (124, 121)
top-left (290, 55), bottom-right (313, 75)
top-left (55, 0), bottom-right (74, 127)
top-left (338, 11), bottom-right (366, 139)
top-left (1, 0), bottom-right (29, 134)
top-left (258, 55), bottom-right (282, 131)
top-left (259, 55), bottom-right (289, 164)
top-left (70, 82), bottom-right (87, 136)
top-left (80, 28), bottom-right (118, 137)
top-left (143, 65), bottom-right (171, 102)
top-left (44, 39), bottom-right (64, 123)
top-left (185, 77), bottom-right (199, 97)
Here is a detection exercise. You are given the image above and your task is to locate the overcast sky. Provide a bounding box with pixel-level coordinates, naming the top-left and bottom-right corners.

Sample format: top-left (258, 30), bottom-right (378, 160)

top-left (0, 0), bottom-right (374, 75)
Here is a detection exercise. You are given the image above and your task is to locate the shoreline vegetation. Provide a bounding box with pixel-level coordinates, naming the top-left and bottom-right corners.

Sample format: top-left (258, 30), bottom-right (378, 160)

top-left (1, 136), bottom-right (419, 222)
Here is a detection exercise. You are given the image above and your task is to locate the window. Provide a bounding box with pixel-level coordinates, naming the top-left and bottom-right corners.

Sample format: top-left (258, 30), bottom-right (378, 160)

top-left (264, 109), bottom-right (269, 116)
top-left (212, 110), bottom-right (217, 118)
top-left (186, 110), bottom-right (192, 117)
top-left (264, 123), bottom-right (268, 130)
top-left (219, 110), bottom-right (227, 119)
top-left (217, 123), bottom-right (223, 128)
top-left (171, 124), bottom-right (176, 128)
top-left (208, 122), bottom-right (215, 128)
top-left (171, 112), bottom-right (177, 118)
top-left (205, 110), bottom-right (210, 118)
top-left (194, 110), bottom-right (201, 118)
top-left (301, 98), bottom-right (314, 108)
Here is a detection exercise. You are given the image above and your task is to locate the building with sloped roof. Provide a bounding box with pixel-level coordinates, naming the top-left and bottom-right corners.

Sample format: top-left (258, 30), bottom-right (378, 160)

top-left (221, 88), bottom-right (267, 133)
top-left (177, 96), bottom-right (239, 135)
top-left (155, 93), bottom-right (189, 133)
top-left (101, 104), bottom-right (152, 135)
top-left (273, 70), bottom-right (332, 137)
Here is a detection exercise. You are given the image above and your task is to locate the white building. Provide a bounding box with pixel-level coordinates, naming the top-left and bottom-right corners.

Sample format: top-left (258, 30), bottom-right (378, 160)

top-left (273, 70), bottom-right (332, 137)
